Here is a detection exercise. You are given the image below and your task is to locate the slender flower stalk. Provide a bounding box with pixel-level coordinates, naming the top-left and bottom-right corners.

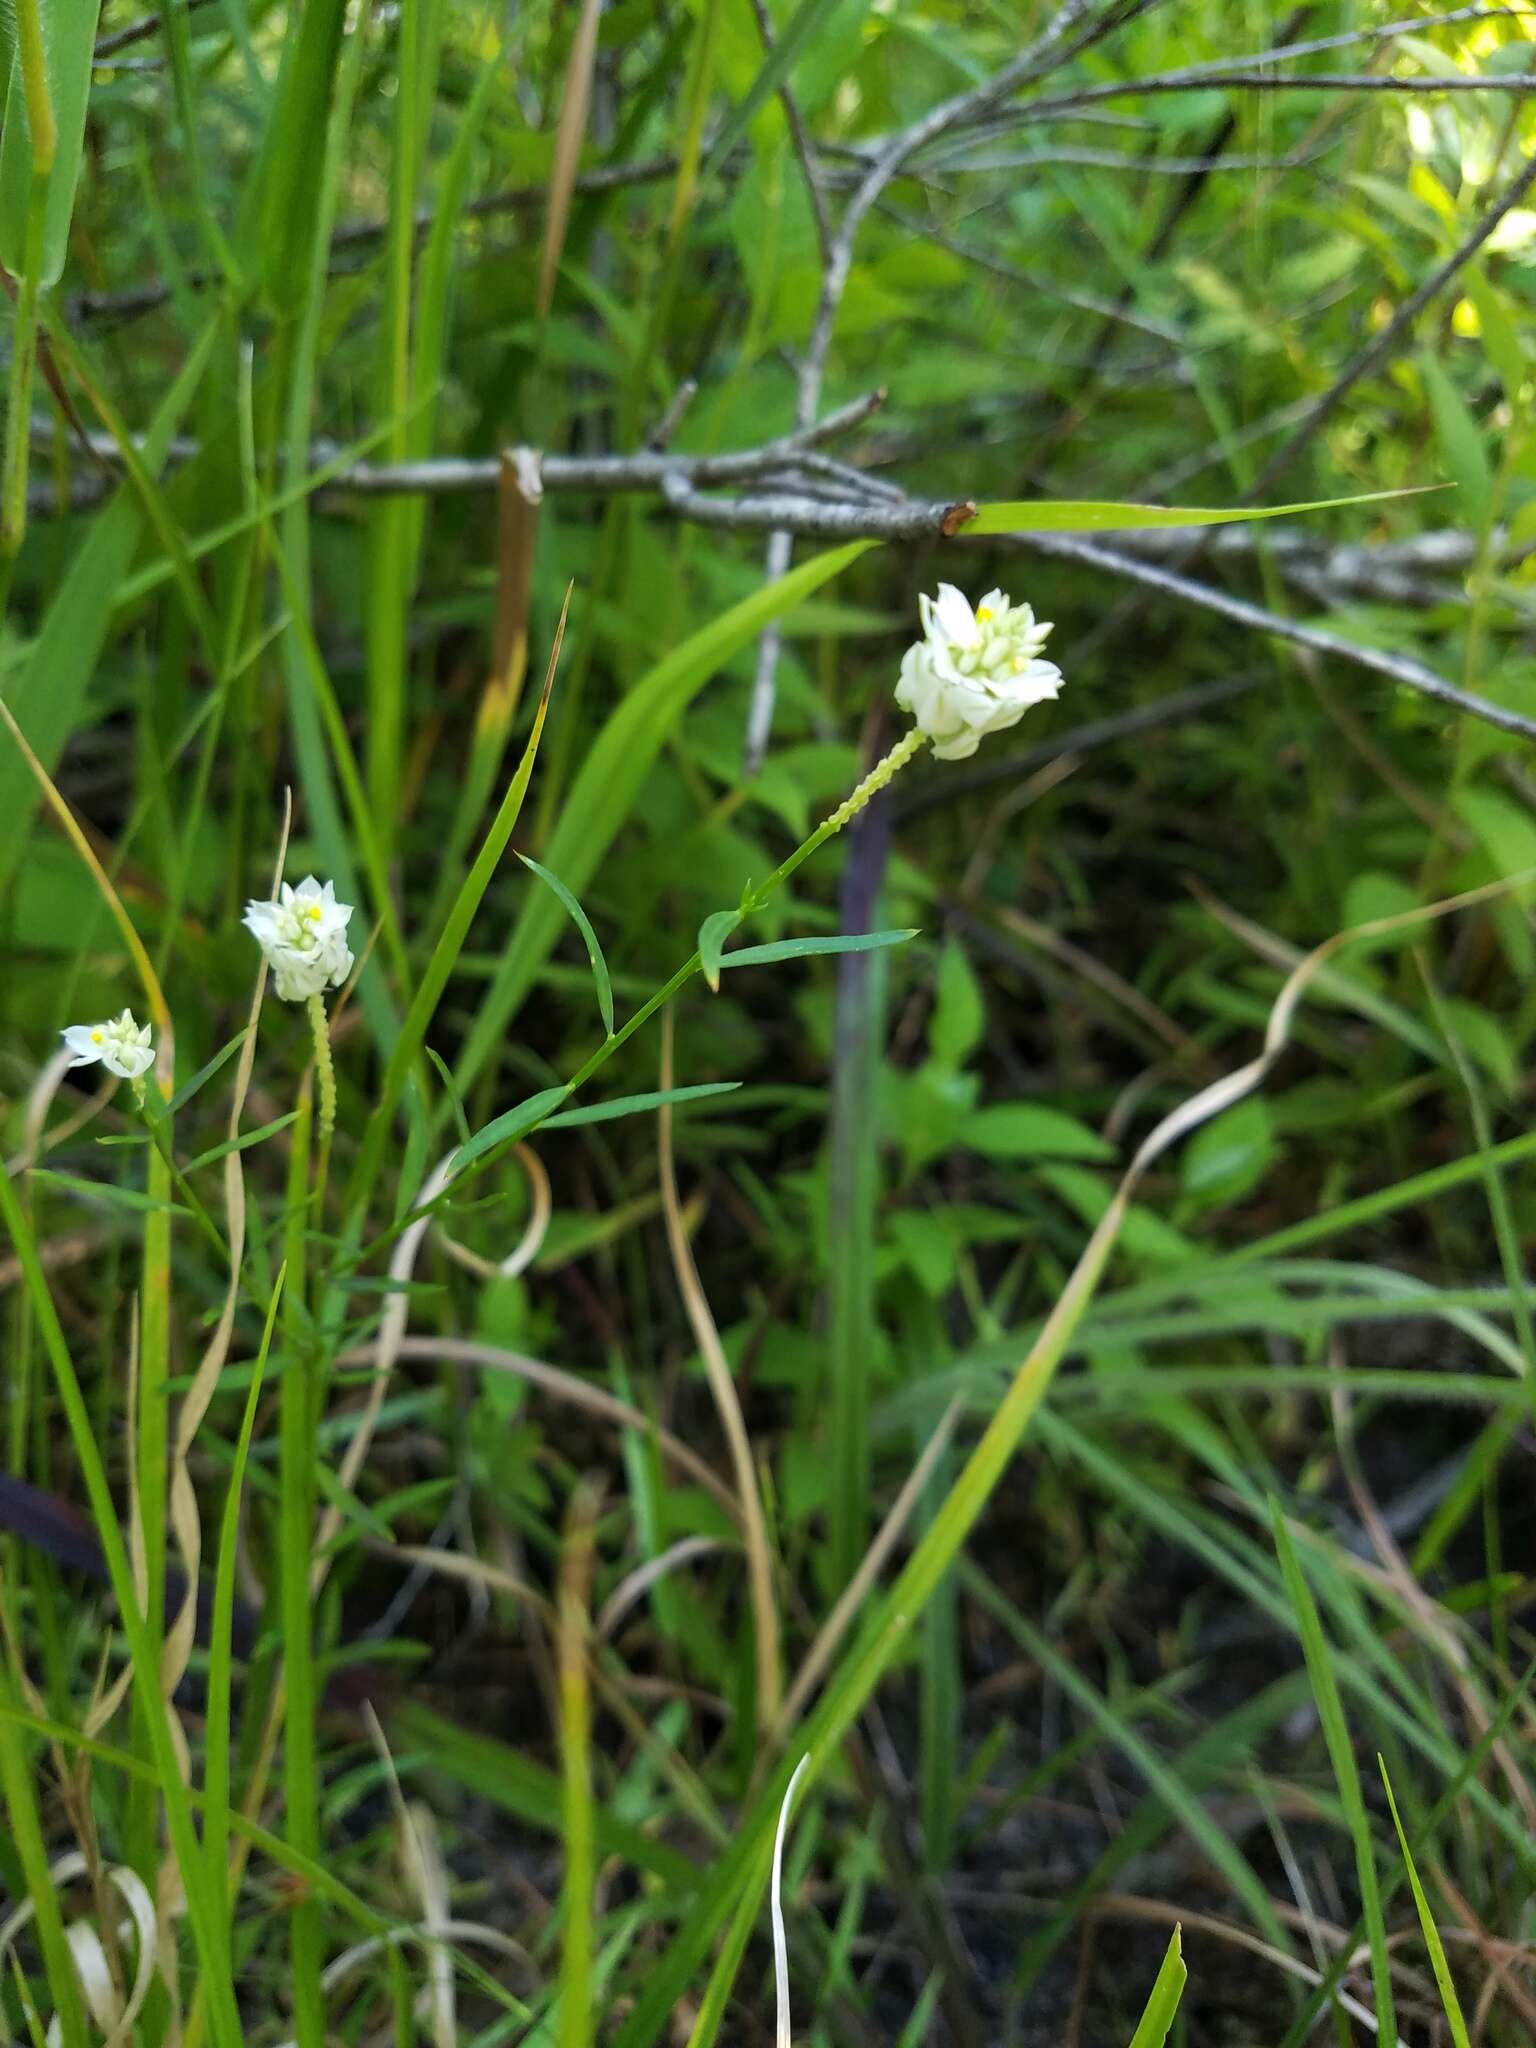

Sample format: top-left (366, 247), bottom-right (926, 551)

top-left (306, 994), bottom-right (337, 1144)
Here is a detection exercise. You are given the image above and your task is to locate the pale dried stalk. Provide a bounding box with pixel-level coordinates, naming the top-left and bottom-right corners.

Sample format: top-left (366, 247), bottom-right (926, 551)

top-left (537, 0), bottom-right (602, 318)
top-left (657, 1007), bottom-right (782, 1727)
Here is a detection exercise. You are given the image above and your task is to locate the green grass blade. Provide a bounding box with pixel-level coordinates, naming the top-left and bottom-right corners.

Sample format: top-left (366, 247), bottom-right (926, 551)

top-left (388, 1703), bottom-right (698, 1888)
top-left (255, 0), bottom-right (349, 311)
top-left (963, 1563), bottom-right (1288, 1951)
top-left (0, 1655), bottom-right (89, 2048)
top-left (345, 607), bottom-right (565, 1221)
top-left (967, 487), bottom-right (1429, 534)
top-left (1378, 1758), bottom-right (1471, 2048)
top-left (0, 0), bottom-right (100, 287)
top-left (705, 0), bottom-right (842, 170)
top-left (719, 929), bottom-right (918, 972)
top-left (0, 318), bottom-right (216, 887)
top-left (0, 1165), bottom-right (241, 2048)
top-left (1270, 1503), bottom-right (1395, 2046)
top-left (1126, 1927), bottom-right (1187, 2048)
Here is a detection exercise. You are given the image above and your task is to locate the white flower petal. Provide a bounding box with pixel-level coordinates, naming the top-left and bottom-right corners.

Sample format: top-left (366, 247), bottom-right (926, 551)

top-left (61, 1025), bottom-right (104, 1066)
top-left (930, 583), bottom-right (976, 645)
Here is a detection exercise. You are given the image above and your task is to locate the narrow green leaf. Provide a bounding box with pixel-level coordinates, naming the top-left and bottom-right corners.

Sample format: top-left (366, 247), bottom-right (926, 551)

top-left (346, 609), bottom-right (565, 1218)
top-left (541, 1082), bottom-right (741, 1130)
top-left (1378, 1760), bottom-right (1471, 2048)
top-left (389, 1702), bottom-right (699, 1890)
top-left (521, 854), bottom-right (614, 1036)
top-left (183, 1113), bottom-right (303, 1174)
top-left (255, 0), bottom-right (350, 311)
top-left (452, 1087), bottom-right (574, 1175)
top-left (1271, 1505), bottom-right (1396, 2046)
top-left (717, 929), bottom-right (917, 972)
top-left (28, 1170), bottom-right (190, 1218)
top-left (1126, 1927), bottom-right (1187, 2048)
top-left (167, 1030), bottom-right (250, 1115)
top-left (967, 488), bottom-right (1428, 536)
top-left (204, 1269), bottom-right (284, 1912)
top-left (705, 0), bottom-right (842, 168)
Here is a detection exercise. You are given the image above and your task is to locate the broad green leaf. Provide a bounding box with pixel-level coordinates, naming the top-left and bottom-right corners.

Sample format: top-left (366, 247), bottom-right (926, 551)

top-left (699, 908), bottom-right (744, 992)
top-left (1462, 265), bottom-right (1524, 403)
top-left (521, 854), bottom-right (615, 1037)
top-left (1419, 352), bottom-right (1492, 528)
top-left (930, 939), bottom-right (985, 1069)
top-left (964, 1104), bottom-right (1114, 1162)
top-left (1180, 1097), bottom-right (1275, 1207)
top-left (0, 0), bottom-right (103, 285)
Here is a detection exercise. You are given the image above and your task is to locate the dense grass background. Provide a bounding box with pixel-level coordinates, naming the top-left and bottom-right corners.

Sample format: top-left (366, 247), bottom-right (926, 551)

top-left (2, 1), bottom-right (1536, 2042)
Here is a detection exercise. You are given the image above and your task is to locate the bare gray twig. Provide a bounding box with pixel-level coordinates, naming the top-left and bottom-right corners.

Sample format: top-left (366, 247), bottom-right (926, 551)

top-left (1017, 530), bottom-right (1536, 744)
top-left (94, 0), bottom-right (216, 58)
top-left (744, 0), bottom-right (1148, 773)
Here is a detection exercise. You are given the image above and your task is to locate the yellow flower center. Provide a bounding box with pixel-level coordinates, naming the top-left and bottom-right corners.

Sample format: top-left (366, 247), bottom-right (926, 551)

top-left (975, 606), bottom-right (994, 623)
top-left (305, 904), bottom-right (323, 922)
top-left (91, 1030), bottom-right (103, 1044)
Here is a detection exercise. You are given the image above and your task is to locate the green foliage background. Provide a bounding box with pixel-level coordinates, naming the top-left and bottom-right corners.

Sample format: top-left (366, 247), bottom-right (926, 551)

top-left (1, 2), bottom-right (1535, 2043)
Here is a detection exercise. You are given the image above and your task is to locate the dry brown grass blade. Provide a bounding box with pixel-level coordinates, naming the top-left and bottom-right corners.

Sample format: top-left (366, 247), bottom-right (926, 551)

top-left (536, 0), bottom-right (602, 319)
top-left (657, 1006), bottom-right (782, 1728)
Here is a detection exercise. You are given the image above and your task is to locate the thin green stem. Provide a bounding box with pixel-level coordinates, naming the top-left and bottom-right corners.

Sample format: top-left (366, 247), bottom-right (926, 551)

top-left (279, 1091), bottom-right (324, 2048)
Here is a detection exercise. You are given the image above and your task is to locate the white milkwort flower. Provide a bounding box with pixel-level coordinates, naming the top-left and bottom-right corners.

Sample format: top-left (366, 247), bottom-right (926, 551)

top-left (242, 875), bottom-right (355, 1003)
top-left (60, 1009), bottom-right (154, 1081)
top-left (896, 583), bottom-right (1063, 759)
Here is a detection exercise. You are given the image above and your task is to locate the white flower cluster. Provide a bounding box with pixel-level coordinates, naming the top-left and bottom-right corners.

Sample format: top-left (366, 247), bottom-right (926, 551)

top-left (896, 583), bottom-right (1063, 760)
top-left (60, 1010), bottom-right (155, 1082)
top-left (242, 875), bottom-right (355, 1004)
